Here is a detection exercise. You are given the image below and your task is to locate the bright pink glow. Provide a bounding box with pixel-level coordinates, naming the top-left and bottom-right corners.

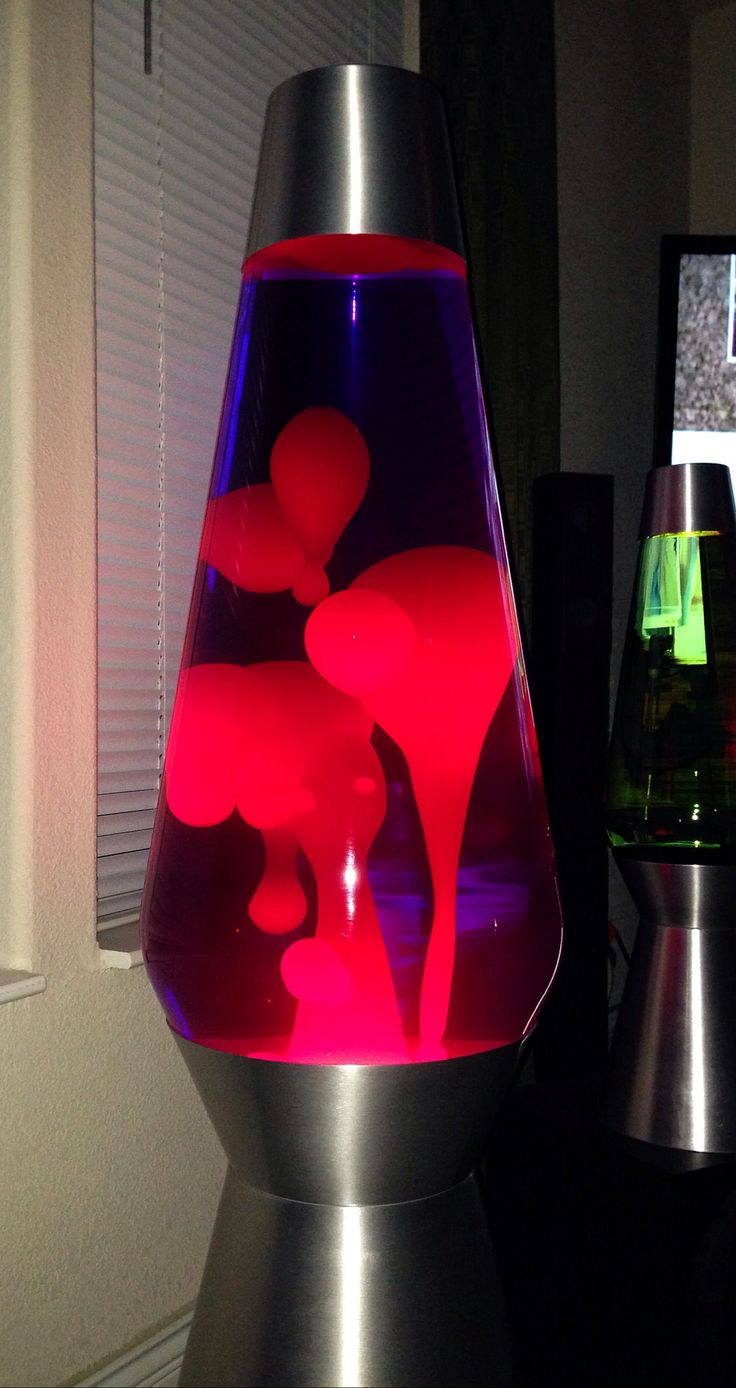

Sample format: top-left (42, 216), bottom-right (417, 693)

top-left (306, 546), bottom-right (519, 1048)
top-left (205, 1035), bottom-right (505, 1064)
top-left (248, 828), bottom-right (306, 934)
top-left (270, 407), bottom-right (369, 571)
top-left (165, 660), bottom-right (406, 1060)
top-left (244, 233), bottom-right (467, 279)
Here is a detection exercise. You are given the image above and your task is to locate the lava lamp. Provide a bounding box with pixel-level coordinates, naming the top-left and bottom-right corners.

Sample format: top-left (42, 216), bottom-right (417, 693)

top-left (141, 64), bottom-right (563, 1386)
top-left (605, 462), bottom-right (736, 1159)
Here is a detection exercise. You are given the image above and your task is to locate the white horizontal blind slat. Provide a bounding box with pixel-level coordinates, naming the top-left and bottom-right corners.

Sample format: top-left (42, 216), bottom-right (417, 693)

top-left (95, 0), bottom-right (408, 929)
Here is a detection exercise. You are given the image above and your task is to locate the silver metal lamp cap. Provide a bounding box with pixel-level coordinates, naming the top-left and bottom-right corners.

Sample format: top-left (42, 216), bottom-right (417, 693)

top-left (246, 64), bottom-right (465, 259)
top-left (639, 462), bottom-right (736, 538)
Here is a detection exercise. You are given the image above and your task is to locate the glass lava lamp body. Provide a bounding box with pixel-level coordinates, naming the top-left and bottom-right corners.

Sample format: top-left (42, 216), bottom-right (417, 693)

top-left (142, 234), bottom-right (561, 1066)
top-left (604, 462), bottom-right (736, 1160)
top-left (140, 65), bottom-right (562, 1388)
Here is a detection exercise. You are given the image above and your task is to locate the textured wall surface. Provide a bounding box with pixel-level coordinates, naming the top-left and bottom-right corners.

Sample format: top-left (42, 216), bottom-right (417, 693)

top-left (0, 4), bottom-right (223, 1385)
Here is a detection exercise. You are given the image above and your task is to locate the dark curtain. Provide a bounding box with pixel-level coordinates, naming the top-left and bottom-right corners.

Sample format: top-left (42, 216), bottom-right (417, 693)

top-left (421, 0), bottom-right (560, 616)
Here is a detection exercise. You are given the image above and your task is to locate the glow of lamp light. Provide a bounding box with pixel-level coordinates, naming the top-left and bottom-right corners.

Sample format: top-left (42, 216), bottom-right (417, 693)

top-left (351, 282), bottom-right (358, 323)
top-left (343, 846), bottom-right (358, 922)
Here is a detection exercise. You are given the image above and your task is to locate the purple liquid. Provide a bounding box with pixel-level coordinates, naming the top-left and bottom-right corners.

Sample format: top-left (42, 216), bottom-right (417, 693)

top-left (141, 257), bottom-right (562, 1062)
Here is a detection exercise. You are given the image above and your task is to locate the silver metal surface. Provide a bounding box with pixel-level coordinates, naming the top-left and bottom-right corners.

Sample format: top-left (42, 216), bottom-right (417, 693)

top-left (180, 1169), bottom-right (514, 1388)
top-left (616, 857), bottom-right (736, 931)
top-left (246, 64), bottom-right (465, 258)
top-left (175, 1033), bottom-right (521, 1205)
top-left (639, 462), bottom-right (736, 539)
top-left (603, 858), bottom-right (736, 1154)
top-left (176, 1037), bottom-right (521, 1384)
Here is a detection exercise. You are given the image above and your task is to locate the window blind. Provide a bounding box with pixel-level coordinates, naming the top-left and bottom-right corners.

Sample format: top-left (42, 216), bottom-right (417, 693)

top-left (94, 0), bottom-right (409, 928)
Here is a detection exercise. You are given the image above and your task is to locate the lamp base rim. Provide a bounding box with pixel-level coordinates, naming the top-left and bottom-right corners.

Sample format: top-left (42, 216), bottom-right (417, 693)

top-left (174, 1029), bottom-right (523, 1205)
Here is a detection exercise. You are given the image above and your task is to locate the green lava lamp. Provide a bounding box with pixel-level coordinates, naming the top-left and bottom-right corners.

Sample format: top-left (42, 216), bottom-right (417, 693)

top-left (604, 462), bottom-right (736, 1159)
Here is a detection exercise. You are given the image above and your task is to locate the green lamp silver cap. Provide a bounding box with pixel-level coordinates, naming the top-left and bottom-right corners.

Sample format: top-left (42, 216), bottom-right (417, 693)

top-left (639, 461), bottom-right (736, 539)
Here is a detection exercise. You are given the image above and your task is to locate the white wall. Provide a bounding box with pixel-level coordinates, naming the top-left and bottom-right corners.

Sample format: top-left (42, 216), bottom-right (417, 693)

top-left (0, 4), bottom-right (224, 1384)
top-left (555, 0), bottom-right (690, 949)
top-left (690, 1), bottom-right (736, 231)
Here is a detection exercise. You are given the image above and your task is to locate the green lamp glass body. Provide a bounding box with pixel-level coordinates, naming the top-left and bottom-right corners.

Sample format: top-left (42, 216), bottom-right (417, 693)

top-left (604, 462), bottom-right (736, 1160)
top-left (608, 525), bottom-right (736, 861)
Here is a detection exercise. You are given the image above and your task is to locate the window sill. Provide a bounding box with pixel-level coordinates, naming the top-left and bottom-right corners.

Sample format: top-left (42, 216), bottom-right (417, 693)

top-left (97, 922), bottom-right (144, 969)
top-left (0, 969), bottom-right (47, 1005)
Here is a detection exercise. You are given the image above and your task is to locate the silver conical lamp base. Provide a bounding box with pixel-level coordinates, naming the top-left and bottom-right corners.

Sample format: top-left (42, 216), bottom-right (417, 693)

top-left (175, 1035), bottom-right (521, 1387)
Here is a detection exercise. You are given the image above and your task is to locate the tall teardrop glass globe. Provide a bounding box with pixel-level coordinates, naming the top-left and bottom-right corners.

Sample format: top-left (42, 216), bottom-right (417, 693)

top-left (140, 231), bottom-right (563, 1064)
top-left (607, 464), bottom-right (736, 864)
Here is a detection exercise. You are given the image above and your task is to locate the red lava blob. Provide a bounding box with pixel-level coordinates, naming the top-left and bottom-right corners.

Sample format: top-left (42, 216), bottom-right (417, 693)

top-left (165, 659), bottom-right (406, 1061)
top-left (166, 662), bottom-right (371, 831)
top-left (270, 407), bottom-right (369, 572)
top-left (305, 587), bottom-right (417, 694)
top-left (165, 665), bottom-right (249, 827)
top-left (291, 561), bottom-right (330, 608)
top-left (281, 938), bottom-right (353, 1006)
top-left (305, 545), bottom-right (519, 1048)
top-left (248, 828), bottom-right (307, 935)
top-left (202, 483), bottom-right (304, 593)
top-left (286, 735), bottom-right (405, 1062)
top-left (200, 410), bottom-right (370, 610)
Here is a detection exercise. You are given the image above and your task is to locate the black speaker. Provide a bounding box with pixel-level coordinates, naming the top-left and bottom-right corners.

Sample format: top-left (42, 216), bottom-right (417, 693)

top-left (530, 472), bottom-right (614, 1078)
